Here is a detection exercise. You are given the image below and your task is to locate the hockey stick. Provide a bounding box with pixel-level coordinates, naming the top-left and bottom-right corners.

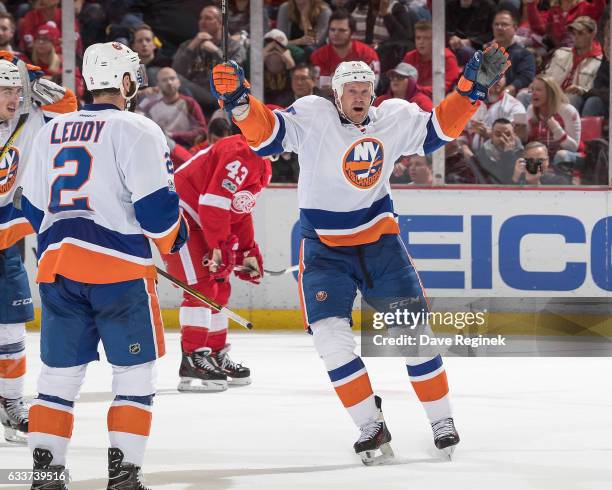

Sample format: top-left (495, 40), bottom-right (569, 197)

top-left (221, 0), bottom-right (229, 61)
top-left (234, 265), bottom-right (299, 277)
top-left (156, 266), bottom-right (253, 330)
top-left (1, 59), bottom-right (31, 179)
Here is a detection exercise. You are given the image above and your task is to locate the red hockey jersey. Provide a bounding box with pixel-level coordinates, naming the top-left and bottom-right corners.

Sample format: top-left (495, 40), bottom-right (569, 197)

top-left (174, 135), bottom-right (271, 251)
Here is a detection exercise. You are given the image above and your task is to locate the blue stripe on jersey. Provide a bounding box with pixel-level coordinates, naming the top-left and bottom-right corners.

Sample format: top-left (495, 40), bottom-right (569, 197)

top-left (37, 393), bottom-right (75, 408)
top-left (20, 197), bottom-right (43, 232)
top-left (38, 217), bottom-right (152, 259)
top-left (133, 187), bottom-right (180, 235)
top-left (254, 112), bottom-right (287, 156)
top-left (0, 201), bottom-right (25, 224)
top-left (301, 194), bottom-right (394, 231)
top-left (423, 117), bottom-right (447, 155)
top-left (328, 357), bottom-right (365, 382)
top-left (0, 340), bottom-right (25, 355)
top-left (115, 394), bottom-right (154, 406)
top-left (406, 354), bottom-right (443, 377)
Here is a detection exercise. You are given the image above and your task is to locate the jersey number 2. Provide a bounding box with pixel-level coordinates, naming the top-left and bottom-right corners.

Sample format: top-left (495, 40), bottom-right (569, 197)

top-left (49, 147), bottom-right (93, 214)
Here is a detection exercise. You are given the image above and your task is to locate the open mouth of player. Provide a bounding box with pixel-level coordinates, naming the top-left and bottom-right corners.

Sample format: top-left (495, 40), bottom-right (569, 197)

top-left (352, 105), bottom-right (365, 115)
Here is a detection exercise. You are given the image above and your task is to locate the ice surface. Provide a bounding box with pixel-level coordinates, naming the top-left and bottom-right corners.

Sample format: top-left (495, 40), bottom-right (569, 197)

top-left (1, 332), bottom-right (611, 490)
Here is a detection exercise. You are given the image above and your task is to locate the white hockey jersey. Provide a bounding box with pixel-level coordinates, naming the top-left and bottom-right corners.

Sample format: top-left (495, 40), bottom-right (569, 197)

top-left (21, 103), bottom-right (183, 284)
top-left (234, 92), bottom-right (478, 246)
top-left (0, 93), bottom-right (77, 250)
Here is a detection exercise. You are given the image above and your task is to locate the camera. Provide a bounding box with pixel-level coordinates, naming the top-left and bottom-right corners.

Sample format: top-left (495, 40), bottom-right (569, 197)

top-left (524, 158), bottom-right (544, 175)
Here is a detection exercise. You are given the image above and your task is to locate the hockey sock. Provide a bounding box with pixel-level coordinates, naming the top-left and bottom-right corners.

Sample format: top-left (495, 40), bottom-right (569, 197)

top-left (328, 357), bottom-right (378, 428)
top-left (0, 323), bottom-right (26, 399)
top-left (179, 306), bottom-right (212, 352)
top-left (107, 395), bottom-right (153, 467)
top-left (208, 313), bottom-right (228, 352)
top-left (406, 354), bottom-right (452, 423)
top-left (28, 394), bottom-right (74, 466)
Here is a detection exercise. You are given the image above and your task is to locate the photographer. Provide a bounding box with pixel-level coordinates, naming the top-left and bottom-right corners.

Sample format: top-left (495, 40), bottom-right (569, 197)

top-left (512, 141), bottom-right (575, 185)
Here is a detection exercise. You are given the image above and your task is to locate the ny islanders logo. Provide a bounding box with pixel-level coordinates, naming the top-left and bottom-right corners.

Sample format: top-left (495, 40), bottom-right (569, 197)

top-left (0, 147), bottom-right (19, 196)
top-left (342, 138), bottom-right (384, 189)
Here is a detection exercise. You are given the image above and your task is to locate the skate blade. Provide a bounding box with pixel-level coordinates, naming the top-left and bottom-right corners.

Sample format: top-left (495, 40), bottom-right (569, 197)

top-left (177, 378), bottom-right (228, 392)
top-left (439, 444), bottom-right (457, 461)
top-left (4, 426), bottom-right (27, 445)
top-left (359, 443), bottom-right (395, 466)
top-left (228, 376), bottom-right (251, 386)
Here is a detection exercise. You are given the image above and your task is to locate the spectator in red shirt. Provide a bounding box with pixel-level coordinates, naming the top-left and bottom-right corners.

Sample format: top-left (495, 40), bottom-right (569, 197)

top-left (30, 21), bottom-right (85, 99)
top-left (140, 67), bottom-right (208, 148)
top-left (19, 0), bottom-right (82, 55)
top-left (525, 0), bottom-right (606, 49)
top-left (310, 8), bottom-right (380, 94)
top-left (373, 61), bottom-right (433, 111)
top-left (402, 20), bottom-right (461, 93)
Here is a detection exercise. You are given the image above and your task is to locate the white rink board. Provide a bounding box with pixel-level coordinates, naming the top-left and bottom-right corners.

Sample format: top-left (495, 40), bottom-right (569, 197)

top-left (23, 187), bottom-right (612, 308)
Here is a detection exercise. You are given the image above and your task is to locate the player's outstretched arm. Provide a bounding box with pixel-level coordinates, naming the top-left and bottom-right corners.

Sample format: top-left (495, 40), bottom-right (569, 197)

top-left (428, 44), bottom-right (511, 150)
top-left (210, 61), bottom-right (280, 155)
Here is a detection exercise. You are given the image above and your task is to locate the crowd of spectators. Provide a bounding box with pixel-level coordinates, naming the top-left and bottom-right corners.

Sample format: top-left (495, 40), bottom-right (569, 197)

top-left (0, 0), bottom-right (609, 185)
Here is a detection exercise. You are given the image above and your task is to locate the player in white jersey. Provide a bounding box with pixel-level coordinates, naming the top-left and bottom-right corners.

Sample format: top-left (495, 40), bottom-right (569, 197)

top-left (0, 52), bottom-right (77, 444)
top-left (211, 47), bottom-right (510, 464)
top-left (21, 42), bottom-right (188, 490)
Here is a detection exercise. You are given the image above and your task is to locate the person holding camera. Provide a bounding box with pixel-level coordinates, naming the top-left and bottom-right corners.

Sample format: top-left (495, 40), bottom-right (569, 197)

top-left (512, 141), bottom-right (559, 185)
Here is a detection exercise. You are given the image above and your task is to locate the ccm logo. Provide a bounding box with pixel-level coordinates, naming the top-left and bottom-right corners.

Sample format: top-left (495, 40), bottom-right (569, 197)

top-left (12, 298), bottom-right (33, 306)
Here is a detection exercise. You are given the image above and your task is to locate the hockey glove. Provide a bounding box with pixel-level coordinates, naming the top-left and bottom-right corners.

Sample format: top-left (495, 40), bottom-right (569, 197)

top-left (456, 43), bottom-right (511, 102)
top-left (206, 234), bottom-right (239, 282)
top-left (235, 244), bottom-right (264, 284)
top-left (31, 78), bottom-right (66, 106)
top-left (170, 214), bottom-right (190, 254)
top-left (210, 61), bottom-right (251, 112)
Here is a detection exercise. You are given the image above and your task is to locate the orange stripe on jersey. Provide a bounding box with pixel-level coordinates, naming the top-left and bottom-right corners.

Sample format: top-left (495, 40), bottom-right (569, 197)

top-left (434, 90), bottom-right (480, 139)
top-left (151, 215), bottom-right (186, 255)
top-left (0, 356), bottom-right (25, 379)
top-left (297, 239), bottom-right (309, 330)
top-left (334, 373), bottom-right (374, 408)
top-left (37, 243), bottom-right (156, 284)
top-left (41, 88), bottom-right (78, 114)
top-left (145, 278), bottom-right (166, 357)
top-left (233, 95), bottom-right (277, 149)
top-left (107, 405), bottom-right (152, 436)
top-left (0, 221), bottom-right (34, 249)
top-left (29, 405), bottom-right (74, 438)
top-left (318, 217), bottom-right (399, 247)
top-left (411, 371), bottom-right (449, 402)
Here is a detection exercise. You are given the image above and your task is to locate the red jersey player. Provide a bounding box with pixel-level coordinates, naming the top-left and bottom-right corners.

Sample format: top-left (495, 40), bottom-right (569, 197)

top-left (163, 133), bottom-right (271, 392)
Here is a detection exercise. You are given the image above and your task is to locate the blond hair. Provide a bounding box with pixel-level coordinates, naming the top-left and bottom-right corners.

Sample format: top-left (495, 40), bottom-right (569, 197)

top-left (288, 0), bottom-right (325, 31)
top-left (532, 74), bottom-right (568, 118)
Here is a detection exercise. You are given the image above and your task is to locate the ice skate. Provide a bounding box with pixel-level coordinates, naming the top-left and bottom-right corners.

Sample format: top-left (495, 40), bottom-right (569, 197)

top-left (107, 447), bottom-right (150, 490)
top-left (30, 448), bottom-right (69, 490)
top-left (432, 417), bottom-right (460, 460)
top-left (177, 347), bottom-right (228, 392)
top-left (0, 395), bottom-right (28, 444)
top-left (212, 343), bottom-right (251, 385)
top-left (353, 396), bottom-right (394, 466)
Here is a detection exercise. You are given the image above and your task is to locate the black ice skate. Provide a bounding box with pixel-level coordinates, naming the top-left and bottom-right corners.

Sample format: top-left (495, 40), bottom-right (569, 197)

top-left (30, 448), bottom-right (69, 490)
top-left (177, 347), bottom-right (228, 392)
top-left (0, 395), bottom-right (28, 444)
top-left (432, 417), bottom-right (460, 460)
top-left (107, 448), bottom-right (150, 490)
top-left (353, 396), bottom-right (394, 466)
top-left (212, 344), bottom-right (251, 386)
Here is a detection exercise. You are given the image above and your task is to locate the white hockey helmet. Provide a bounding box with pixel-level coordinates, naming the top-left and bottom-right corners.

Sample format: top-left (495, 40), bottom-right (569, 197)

top-left (0, 59), bottom-right (22, 88)
top-left (82, 42), bottom-right (146, 100)
top-left (331, 61), bottom-right (375, 100)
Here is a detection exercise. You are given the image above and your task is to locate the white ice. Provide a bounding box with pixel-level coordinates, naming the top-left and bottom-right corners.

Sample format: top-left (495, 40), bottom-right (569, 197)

top-left (1, 332), bottom-right (611, 490)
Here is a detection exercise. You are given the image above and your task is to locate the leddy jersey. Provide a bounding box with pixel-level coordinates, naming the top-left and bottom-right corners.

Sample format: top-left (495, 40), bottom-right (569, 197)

top-left (21, 103), bottom-right (183, 284)
top-left (243, 93), bottom-right (477, 246)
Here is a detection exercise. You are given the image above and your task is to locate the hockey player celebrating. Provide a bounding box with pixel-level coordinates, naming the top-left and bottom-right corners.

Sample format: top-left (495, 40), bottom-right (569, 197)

top-left (20, 42), bottom-right (188, 489)
top-left (0, 53), bottom-right (76, 444)
top-left (210, 46), bottom-right (510, 464)
top-left (163, 133), bottom-right (271, 392)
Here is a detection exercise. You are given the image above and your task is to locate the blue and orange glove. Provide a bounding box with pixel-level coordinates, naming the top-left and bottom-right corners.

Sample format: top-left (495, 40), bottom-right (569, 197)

top-left (456, 43), bottom-right (511, 102)
top-left (210, 61), bottom-right (251, 112)
top-left (235, 244), bottom-right (264, 284)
